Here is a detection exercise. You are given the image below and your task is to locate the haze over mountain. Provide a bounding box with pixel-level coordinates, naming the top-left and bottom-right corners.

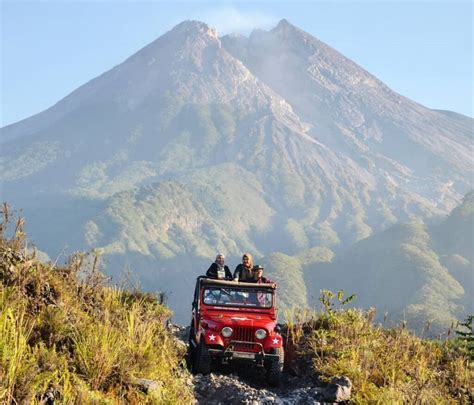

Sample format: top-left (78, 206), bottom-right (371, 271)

top-left (1, 20), bottom-right (472, 324)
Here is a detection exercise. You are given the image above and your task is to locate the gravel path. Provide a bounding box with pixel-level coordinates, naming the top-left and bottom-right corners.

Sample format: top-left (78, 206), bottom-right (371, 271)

top-left (169, 324), bottom-right (343, 404)
top-left (193, 369), bottom-right (323, 404)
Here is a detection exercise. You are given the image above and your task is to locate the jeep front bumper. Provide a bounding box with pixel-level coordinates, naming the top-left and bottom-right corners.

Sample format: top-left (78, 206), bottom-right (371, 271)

top-left (207, 341), bottom-right (280, 365)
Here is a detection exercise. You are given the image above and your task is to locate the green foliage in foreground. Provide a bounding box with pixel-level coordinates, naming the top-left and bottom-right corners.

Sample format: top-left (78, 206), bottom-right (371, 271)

top-left (0, 208), bottom-right (193, 404)
top-left (456, 315), bottom-right (474, 361)
top-left (286, 291), bottom-right (473, 404)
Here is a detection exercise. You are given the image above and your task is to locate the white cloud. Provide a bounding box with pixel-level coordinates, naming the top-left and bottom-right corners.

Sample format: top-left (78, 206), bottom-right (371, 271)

top-left (196, 7), bottom-right (279, 35)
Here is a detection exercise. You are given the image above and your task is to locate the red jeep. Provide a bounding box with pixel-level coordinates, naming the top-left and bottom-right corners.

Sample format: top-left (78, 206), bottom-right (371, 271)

top-left (188, 276), bottom-right (284, 385)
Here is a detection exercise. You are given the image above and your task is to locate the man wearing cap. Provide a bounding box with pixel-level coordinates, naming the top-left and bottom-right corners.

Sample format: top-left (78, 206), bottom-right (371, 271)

top-left (251, 265), bottom-right (275, 286)
top-left (251, 265), bottom-right (276, 306)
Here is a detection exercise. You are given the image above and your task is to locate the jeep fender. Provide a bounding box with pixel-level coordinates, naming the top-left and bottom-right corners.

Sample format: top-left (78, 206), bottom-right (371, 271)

top-left (201, 328), bottom-right (224, 346)
top-left (262, 334), bottom-right (283, 351)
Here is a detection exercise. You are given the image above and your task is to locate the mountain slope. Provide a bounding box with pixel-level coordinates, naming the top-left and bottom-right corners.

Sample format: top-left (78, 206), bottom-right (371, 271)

top-left (302, 194), bottom-right (473, 333)
top-left (0, 20), bottom-right (472, 324)
top-left (222, 20), bottom-right (472, 208)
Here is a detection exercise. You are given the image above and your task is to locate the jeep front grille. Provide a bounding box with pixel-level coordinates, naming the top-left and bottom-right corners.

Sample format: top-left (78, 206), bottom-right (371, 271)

top-left (233, 327), bottom-right (255, 351)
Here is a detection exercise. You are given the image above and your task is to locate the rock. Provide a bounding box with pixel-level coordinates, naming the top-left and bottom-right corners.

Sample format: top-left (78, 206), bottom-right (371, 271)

top-left (192, 369), bottom-right (326, 404)
top-left (318, 376), bottom-right (352, 403)
top-left (44, 388), bottom-right (55, 405)
top-left (129, 377), bottom-right (161, 395)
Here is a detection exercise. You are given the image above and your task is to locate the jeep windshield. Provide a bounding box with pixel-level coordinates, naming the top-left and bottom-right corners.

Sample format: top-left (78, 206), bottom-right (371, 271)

top-left (202, 286), bottom-right (273, 308)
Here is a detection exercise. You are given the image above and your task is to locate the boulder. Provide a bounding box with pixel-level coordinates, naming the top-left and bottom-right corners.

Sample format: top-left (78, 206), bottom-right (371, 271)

top-left (318, 376), bottom-right (352, 403)
top-left (130, 377), bottom-right (162, 395)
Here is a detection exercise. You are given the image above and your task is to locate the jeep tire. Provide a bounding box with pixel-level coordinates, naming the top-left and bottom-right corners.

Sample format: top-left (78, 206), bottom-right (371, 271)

top-left (193, 340), bottom-right (211, 375)
top-left (186, 323), bottom-right (195, 370)
top-left (266, 347), bottom-right (284, 386)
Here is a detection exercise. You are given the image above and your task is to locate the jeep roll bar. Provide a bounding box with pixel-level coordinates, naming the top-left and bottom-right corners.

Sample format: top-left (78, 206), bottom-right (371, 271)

top-left (198, 277), bottom-right (276, 290)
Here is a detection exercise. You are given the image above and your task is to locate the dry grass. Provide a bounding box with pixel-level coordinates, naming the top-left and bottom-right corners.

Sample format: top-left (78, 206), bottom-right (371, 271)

top-left (0, 204), bottom-right (193, 404)
top-left (285, 290), bottom-right (473, 404)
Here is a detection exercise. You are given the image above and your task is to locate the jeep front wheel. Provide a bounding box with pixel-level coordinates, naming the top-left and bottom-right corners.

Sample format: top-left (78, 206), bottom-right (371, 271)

top-left (266, 347), bottom-right (284, 386)
top-left (193, 340), bottom-right (211, 375)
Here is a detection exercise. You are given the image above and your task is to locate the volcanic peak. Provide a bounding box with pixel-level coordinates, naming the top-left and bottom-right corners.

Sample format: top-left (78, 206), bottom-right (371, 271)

top-left (168, 20), bottom-right (219, 40)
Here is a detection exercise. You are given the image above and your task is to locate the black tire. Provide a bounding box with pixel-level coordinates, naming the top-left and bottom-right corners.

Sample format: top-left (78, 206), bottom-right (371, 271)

top-left (266, 347), bottom-right (284, 386)
top-left (186, 326), bottom-right (195, 370)
top-left (192, 339), bottom-right (211, 375)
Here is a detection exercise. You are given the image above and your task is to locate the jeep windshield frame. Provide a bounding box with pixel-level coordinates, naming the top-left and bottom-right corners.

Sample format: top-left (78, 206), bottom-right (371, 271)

top-left (198, 278), bottom-right (275, 310)
top-left (202, 286), bottom-right (273, 308)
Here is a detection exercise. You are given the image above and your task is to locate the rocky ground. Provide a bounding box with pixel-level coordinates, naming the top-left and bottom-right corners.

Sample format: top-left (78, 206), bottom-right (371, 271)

top-left (169, 324), bottom-right (351, 405)
top-left (193, 369), bottom-right (324, 404)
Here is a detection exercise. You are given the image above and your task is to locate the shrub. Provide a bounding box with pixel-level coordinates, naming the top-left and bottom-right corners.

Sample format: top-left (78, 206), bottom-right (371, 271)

top-left (0, 205), bottom-right (193, 403)
top-left (285, 290), bottom-right (473, 403)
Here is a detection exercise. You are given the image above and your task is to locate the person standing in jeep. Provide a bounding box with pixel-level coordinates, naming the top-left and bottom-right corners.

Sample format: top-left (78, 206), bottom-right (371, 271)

top-left (251, 265), bottom-right (274, 285)
top-left (252, 265), bottom-right (276, 306)
top-left (206, 253), bottom-right (232, 280)
top-left (233, 253), bottom-right (254, 281)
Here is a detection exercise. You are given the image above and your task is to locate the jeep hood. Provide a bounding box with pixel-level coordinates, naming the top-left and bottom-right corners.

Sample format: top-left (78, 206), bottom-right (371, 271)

top-left (203, 312), bottom-right (276, 328)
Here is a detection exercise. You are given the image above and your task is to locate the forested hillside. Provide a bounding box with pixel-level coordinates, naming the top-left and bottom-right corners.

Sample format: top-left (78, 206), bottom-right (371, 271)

top-left (273, 192), bottom-right (474, 334)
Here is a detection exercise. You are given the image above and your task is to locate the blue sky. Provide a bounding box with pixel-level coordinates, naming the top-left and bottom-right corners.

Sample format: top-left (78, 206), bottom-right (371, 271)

top-left (1, 0), bottom-right (472, 127)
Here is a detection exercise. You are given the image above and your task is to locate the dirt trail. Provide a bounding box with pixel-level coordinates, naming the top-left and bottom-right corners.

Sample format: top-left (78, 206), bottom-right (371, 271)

top-left (170, 324), bottom-right (349, 404)
top-left (193, 369), bottom-right (323, 404)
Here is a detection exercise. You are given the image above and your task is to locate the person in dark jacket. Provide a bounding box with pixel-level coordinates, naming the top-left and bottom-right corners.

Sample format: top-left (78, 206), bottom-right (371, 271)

top-left (206, 253), bottom-right (232, 280)
top-left (233, 253), bottom-right (254, 281)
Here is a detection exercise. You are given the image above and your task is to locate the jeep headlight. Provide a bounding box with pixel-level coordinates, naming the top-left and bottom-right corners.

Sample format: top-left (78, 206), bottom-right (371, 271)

top-left (221, 327), bottom-right (233, 338)
top-left (255, 329), bottom-right (267, 340)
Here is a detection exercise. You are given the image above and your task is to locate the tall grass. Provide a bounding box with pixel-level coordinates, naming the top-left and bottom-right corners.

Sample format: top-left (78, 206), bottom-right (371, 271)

top-left (72, 317), bottom-right (123, 391)
top-left (0, 205), bottom-right (193, 403)
top-left (285, 290), bottom-right (473, 403)
top-left (0, 302), bottom-right (34, 403)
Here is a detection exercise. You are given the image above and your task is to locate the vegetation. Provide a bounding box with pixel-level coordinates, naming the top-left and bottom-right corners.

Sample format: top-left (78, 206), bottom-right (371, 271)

top-left (46, 188), bottom-right (471, 331)
top-left (262, 252), bottom-right (307, 312)
top-left (0, 141), bottom-right (61, 182)
top-left (72, 158), bottom-right (156, 200)
top-left (302, 197), bottom-right (473, 335)
top-left (1, 199), bottom-right (472, 403)
top-left (286, 291), bottom-right (473, 403)
top-left (0, 205), bottom-right (193, 404)
top-left (455, 315), bottom-right (474, 361)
